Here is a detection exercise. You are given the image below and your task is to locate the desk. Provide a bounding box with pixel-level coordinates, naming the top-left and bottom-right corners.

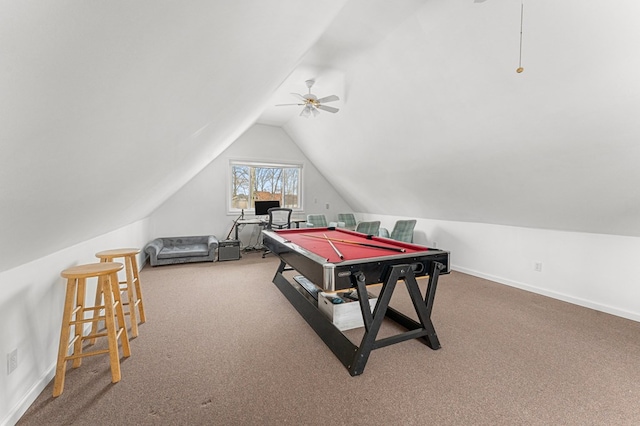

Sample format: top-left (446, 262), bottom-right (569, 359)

top-left (234, 217), bottom-right (306, 240)
top-left (262, 227), bottom-right (450, 376)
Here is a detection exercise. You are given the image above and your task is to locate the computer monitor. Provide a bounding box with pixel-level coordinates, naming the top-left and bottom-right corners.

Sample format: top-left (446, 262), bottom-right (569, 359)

top-left (254, 200), bottom-right (280, 216)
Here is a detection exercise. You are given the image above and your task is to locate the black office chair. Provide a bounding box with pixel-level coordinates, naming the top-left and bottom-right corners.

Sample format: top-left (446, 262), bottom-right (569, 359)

top-left (266, 207), bottom-right (292, 230)
top-left (262, 207), bottom-right (292, 258)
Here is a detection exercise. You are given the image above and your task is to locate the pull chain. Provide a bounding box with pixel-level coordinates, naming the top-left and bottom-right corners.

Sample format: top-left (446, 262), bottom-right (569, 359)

top-left (517, 0), bottom-right (524, 73)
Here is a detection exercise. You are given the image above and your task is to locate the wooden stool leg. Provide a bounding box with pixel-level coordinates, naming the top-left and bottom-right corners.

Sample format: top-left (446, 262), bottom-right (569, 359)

top-left (109, 271), bottom-right (131, 357)
top-left (130, 255), bottom-right (146, 323)
top-left (53, 278), bottom-right (77, 397)
top-left (90, 257), bottom-right (108, 344)
top-left (101, 274), bottom-right (122, 383)
top-left (89, 274), bottom-right (105, 346)
top-left (123, 257), bottom-right (139, 337)
top-left (71, 277), bottom-right (87, 368)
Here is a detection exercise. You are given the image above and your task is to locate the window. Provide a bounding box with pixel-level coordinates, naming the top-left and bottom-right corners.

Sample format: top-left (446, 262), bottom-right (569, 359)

top-left (229, 160), bottom-right (302, 212)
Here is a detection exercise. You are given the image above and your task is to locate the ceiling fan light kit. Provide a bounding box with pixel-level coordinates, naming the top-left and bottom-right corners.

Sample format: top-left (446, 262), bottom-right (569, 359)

top-left (276, 79), bottom-right (340, 118)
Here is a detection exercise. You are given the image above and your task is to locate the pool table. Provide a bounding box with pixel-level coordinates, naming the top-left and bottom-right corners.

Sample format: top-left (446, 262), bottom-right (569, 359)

top-left (262, 227), bottom-right (450, 376)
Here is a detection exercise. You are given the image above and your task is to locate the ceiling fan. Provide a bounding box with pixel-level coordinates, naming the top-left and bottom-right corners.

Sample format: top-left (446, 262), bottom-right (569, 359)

top-left (276, 80), bottom-right (340, 118)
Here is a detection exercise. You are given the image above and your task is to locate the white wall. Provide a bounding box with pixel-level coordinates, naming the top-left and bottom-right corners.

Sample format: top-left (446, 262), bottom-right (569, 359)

top-left (0, 219), bottom-right (151, 426)
top-left (149, 124), bottom-right (354, 247)
top-left (0, 0), bottom-right (348, 273)
top-left (4, 176), bottom-right (638, 426)
top-left (361, 213), bottom-right (640, 322)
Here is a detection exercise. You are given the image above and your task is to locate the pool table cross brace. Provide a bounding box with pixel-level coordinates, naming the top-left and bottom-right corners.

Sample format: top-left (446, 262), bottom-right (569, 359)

top-left (347, 262), bottom-right (443, 375)
top-left (272, 259), bottom-right (444, 376)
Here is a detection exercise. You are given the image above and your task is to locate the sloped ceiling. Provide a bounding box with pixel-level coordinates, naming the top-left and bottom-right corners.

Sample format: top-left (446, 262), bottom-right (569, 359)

top-left (2, 0), bottom-right (640, 272)
top-left (0, 0), bottom-right (347, 272)
top-left (268, 0), bottom-right (640, 237)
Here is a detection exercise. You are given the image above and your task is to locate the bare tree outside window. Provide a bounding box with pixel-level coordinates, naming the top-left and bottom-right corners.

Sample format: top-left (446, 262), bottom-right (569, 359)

top-left (231, 165), bottom-right (250, 209)
top-left (230, 162), bottom-right (301, 211)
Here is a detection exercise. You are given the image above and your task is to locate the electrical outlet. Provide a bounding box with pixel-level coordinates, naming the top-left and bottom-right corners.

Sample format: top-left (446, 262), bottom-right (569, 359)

top-left (7, 349), bottom-right (17, 375)
top-left (325, 203), bottom-right (330, 209)
top-left (534, 262), bottom-right (543, 272)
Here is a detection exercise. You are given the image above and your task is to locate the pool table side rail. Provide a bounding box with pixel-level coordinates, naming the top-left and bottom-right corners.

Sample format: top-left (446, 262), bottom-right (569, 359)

top-left (262, 229), bottom-right (450, 291)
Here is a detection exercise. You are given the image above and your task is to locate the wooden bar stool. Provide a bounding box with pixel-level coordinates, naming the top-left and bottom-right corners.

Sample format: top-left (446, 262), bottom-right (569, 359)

top-left (53, 262), bottom-right (131, 397)
top-left (94, 248), bottom-right (146, 338)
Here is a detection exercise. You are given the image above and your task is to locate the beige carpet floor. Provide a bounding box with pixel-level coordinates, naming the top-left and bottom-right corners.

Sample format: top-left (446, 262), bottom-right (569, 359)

top-left (18, 251), bottom-right (640, 425)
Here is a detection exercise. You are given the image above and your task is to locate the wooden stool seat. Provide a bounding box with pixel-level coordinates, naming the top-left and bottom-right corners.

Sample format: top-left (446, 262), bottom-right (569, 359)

top-left (53, 262), bottom-right (131, 397)
top-left (94, 248), bottom-right (146, 338)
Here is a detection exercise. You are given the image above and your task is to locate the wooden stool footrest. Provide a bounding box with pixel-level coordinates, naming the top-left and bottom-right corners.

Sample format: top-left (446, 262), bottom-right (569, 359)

top-left (68, 334), bottom-right (81, 348)
top-left (83, 331), bottom-right (109, 340)
top-left (71, 316), bottom-right (105, 325)
top-left (66, 348), bottom-right (111, 361)
top-left (83, 305), bottom-right (104, 311)
top-left (115, 328), bottom-right (125, 341)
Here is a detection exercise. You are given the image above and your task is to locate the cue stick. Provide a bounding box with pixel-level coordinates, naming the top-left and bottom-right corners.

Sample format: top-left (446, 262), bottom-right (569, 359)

top-left (323, 233), bottom-right (344, 260)
top-left (302, 233), bottom-right (406, 253)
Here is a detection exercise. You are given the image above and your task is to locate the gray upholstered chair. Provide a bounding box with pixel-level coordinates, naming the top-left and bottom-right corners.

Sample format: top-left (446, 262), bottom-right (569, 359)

top-left (337, 213), bottom-right (357, 230)
top-left (355, 221), bottom-right (380, 236)
top-left (306, 214), bottom-right (328, 227)
top-left (390, 219), bottom-right (417, 243)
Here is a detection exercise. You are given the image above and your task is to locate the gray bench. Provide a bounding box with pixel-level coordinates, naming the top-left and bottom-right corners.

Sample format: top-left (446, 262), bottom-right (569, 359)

top-left (144, 236), bottom-right (219, 266)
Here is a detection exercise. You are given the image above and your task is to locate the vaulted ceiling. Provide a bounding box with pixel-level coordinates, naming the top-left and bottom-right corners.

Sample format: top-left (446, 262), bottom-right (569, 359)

top-left (262, 0), bottom-right (640, 237)
top-left (2, 0), bottom-right (639, 272)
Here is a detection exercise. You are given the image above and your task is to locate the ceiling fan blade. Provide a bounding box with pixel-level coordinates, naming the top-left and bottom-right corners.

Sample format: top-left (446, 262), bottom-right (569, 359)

top-left (316, 95), bottom-right (339, 103)
top-left (276, 103), bottom-right (305, 107)
top-left (291, 93), bottom-right (307, 101)
top-left (317, 105), bottom-right (339, 113)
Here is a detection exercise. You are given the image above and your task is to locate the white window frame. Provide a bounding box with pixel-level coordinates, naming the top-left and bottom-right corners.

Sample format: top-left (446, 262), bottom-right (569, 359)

top-left (227, 159), bottom-right (304, 214)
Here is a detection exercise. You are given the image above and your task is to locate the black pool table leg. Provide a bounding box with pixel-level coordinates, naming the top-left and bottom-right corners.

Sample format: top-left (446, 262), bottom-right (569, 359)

top-left (348, 272), bottom-right (399, 376)
top-left (382, 262), bottom-right (444, 350)
top-left (350, 262), bottom-right (445, 375)
top-left (270, 260), bottom-right (445, 377)
top-left (404, 263), bottom-right (441, 349)
top-left (272, 261), bottom-right (360, 370)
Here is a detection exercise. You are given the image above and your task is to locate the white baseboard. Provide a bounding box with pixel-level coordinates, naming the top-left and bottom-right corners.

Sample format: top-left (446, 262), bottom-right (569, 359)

top-left (1, 364), bottom-right (55, 426)
top-left (451, 264), bottom-right (640, 323)
top-left (4, 261), bottom-right (147, 426)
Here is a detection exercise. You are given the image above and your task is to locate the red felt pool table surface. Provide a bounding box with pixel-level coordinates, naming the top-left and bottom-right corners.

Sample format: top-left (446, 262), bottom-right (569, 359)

top-left (274, 227), bottom-right (429, 263)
